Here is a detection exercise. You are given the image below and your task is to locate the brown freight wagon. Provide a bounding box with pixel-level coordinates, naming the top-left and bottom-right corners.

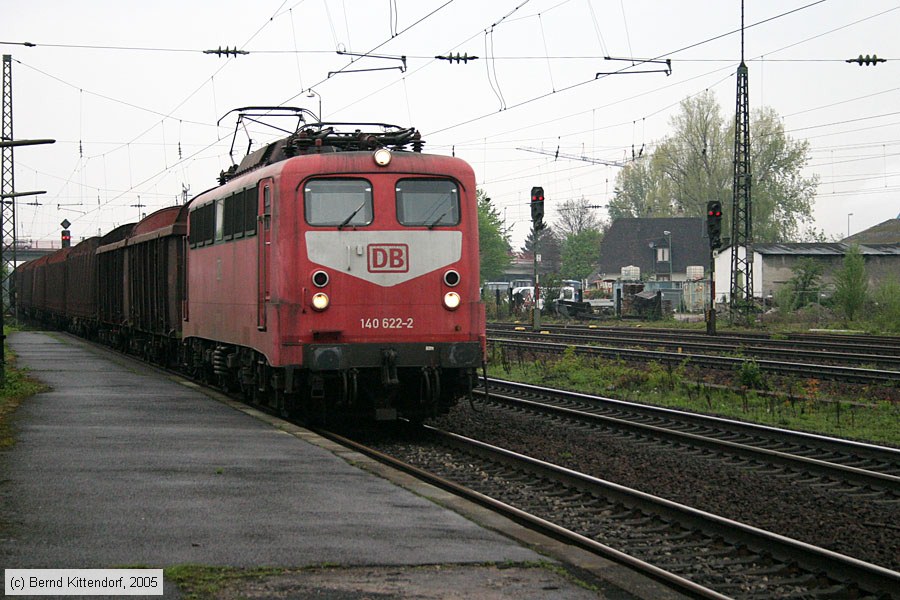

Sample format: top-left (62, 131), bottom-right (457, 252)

top-left (66, 236), bottom-right (102, 337)
top-left (12, 257), bottom-right (43, 318)
top-left (44, 247), bottom-right (74, 327)
top-left (126, 205), bottom-right (188, 365)
top-left (97, 223), bottom-right (136, 349)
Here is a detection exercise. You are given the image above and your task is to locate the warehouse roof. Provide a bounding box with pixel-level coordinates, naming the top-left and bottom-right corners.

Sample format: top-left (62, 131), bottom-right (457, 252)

top-left (752, 242), bottom-right (900, 256)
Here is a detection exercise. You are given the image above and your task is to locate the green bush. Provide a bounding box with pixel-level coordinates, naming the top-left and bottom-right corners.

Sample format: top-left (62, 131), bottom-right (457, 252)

top-left (871, 280), bottom-right (900, 333)
top-left (737, 358), bottom-right (766, 390)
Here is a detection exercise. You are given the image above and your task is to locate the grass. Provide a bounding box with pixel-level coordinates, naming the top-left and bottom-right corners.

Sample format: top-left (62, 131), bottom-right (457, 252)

top-left (0, 331), bottom-right (49, 448)
top-left (490, 345), bottom-right (900, 446)
top-left (164, 565), bottom-right (292, 600)
top-left (164, 562), bottom-right (588, 599)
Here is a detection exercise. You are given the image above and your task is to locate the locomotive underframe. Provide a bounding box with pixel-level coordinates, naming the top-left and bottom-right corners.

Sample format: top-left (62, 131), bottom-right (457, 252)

top-left (183, 336), bottom-right (480, 422)
top-left (19, 308), bottom-right (480, 424)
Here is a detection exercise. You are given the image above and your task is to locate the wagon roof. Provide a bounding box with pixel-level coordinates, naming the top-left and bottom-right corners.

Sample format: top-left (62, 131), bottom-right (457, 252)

top-left (46, 246), bottom-right (75, 264)
top-left (69, 236), bottom-right (101, 255)
top-left (18, 254), bottom-right (50, 271)
top-left (131, 205), bottom-right (189, 236)
top-left (99, 223), bottom-right (136, 246)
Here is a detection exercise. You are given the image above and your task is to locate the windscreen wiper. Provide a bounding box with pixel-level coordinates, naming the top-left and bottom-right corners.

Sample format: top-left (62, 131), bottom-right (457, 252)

top-left (427, 212), bottom-right (447, 229)
top-left (338, 201), bottom-right (366, 229)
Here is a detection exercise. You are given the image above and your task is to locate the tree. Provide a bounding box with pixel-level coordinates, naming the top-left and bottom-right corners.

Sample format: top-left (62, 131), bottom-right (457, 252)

top-left (832, 245), bottom-right (868, 322)
top-left (521, 225), bottom-right (562, 274)
top-left (561, 229), bottom-right (602, 281)
top-left (782, 258), bottom-right (823, 311)
top-left (746, 107), bottom-right (819, 242)
top-left (476, 191), bottom-right (511, 282)
top-left (655, 92), bottom-right (732, 218)
top-left (611, 90), bottom-right (818, 242)
top-left (554, 196), bottom-right (603, 238)
top-left (608, 153), bottom-right (675, 219)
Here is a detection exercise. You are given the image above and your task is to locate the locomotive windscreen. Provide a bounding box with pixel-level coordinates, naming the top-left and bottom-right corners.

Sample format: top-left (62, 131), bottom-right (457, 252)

top-left (396, 179), bottom-right (459, 227)
top-left (304, 179), bottom-right (374, 226)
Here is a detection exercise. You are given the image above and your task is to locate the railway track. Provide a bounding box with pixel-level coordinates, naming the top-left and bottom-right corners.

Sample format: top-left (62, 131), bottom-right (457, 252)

top-left (481, 378), bottom-right (900, 492)
top-left (489, 336), bottom-right (900, 386)
top-left (487, 324), bottom-right (900, 370)
top-left (326, 425), bottom-right (900, 599)
top-left (488, 323), bottom-right (900, 356)
top-left (77, 332), bottom-right (899, 597)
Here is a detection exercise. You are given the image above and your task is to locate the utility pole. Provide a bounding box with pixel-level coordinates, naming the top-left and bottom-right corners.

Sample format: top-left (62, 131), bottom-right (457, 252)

top-left (0, 54), bottom-right (55, 383)
top-left (729, 1), bottom-right (754, 325)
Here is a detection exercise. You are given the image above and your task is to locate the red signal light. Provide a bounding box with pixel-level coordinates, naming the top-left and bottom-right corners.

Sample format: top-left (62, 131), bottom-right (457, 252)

top-left (530, 186), bottom-right (545, 228)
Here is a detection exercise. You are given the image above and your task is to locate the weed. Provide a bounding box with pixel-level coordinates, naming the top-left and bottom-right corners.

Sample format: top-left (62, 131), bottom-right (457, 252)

top-left (737, 359), bottom-right (766, 390)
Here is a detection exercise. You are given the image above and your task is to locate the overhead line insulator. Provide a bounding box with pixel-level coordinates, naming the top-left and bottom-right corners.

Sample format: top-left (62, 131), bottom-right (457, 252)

top-left (845, 54), bottom-right (886, 66)
top-left (203, 46), bottom-right (249, 58)
top-left (435, 53), bottom-right (479, 64)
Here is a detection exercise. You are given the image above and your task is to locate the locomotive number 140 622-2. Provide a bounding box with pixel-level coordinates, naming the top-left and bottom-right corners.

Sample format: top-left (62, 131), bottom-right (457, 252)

top-left (360, 317), bottom-right (414, 329)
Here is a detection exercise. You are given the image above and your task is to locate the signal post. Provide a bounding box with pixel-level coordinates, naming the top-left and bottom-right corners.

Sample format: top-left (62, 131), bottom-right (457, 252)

top-left (706, 201), bottom-right (723, 335)
top-left (530, 186), bottom-right (544, 331)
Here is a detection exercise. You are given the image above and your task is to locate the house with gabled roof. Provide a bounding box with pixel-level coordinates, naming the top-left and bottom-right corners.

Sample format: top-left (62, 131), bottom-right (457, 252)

top-left (596, 217), bottom-right (710, 283)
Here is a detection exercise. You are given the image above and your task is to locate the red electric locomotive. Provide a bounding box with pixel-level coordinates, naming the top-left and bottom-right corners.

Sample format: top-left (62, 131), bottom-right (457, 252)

top-left (182, 111), bottom-right (486, 421)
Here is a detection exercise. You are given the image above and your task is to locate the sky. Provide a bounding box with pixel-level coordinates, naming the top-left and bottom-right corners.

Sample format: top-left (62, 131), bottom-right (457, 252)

top-left (4, 0), bottom-right (900, 250)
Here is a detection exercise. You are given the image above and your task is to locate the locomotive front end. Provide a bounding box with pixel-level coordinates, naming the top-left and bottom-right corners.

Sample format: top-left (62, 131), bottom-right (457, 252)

top-left (287, 149), bottom-right (485, 420)
top-left (182, 118), bottom-right (485, 423)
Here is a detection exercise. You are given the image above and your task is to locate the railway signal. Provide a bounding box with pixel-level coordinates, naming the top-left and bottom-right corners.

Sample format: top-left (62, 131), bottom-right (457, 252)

top-left (705, 200), bottom-right (722, 336)
top-left (60, 218), bottom-right (71, 248)
top-left (706, 201), bottom-right (722, 249)
top-left (530, 186), bottom-right (544, 230)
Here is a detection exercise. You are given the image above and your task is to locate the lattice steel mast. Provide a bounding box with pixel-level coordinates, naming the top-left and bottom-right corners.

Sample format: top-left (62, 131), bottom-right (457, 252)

top-left (0, 55), bottom-right (14, 383)
top-left (729, 1), bottom-right (753, 322)
top-left (1, 55), bottom-right (17, 308)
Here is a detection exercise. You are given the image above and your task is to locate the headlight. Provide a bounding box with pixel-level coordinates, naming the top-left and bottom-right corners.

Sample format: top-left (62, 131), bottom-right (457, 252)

top-left (373, 148), bottom-right (392, 166)
top-left (312, 270), bottom-right (329, 287)
top-left (443, 291), bottom-right (461, 310)
top-left (443, 269), bottom-right (460, 287)
top-left (311, 292), bottom-right (330, 311)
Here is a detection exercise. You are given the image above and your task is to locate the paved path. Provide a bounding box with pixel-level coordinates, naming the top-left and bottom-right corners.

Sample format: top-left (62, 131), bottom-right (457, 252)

top-left (1, 331), bottom-right (673, 599)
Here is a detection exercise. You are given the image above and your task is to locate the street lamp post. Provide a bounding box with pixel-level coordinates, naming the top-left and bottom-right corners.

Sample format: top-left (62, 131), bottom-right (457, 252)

top-left (847, 213), bottom-right (853, 238)
top-left (663, 230), bottom-right (672, 279)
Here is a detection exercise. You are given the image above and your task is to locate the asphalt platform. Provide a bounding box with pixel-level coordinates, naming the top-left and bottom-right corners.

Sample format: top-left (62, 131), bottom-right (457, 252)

top-left (0, 331), bottom-right (684, 599)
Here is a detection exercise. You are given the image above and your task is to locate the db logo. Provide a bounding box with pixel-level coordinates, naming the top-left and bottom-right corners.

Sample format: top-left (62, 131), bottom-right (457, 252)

top-left (368, 244), bottom-right (409, 273)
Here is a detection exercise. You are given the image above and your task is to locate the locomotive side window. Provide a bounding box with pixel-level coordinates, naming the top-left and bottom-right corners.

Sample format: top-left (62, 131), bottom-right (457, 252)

top-left (396, 179), bottom-right (459, 227)
top-left (215, 200), bottom-right (225, 241)
top-left (189, 203), bottom-right (215, 247)
top-left (245, 187), bottom-right (258, 236)
top-left (223, 191), bottom-right (245, 240)
top-left (305, 179), bottom-right (373, 227)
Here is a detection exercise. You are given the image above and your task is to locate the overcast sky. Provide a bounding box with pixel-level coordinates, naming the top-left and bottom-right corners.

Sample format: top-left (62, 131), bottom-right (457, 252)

top-left (4, 0), bottom-right (900, 249)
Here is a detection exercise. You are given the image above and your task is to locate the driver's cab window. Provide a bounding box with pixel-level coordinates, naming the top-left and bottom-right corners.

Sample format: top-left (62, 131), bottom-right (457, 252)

top-left (304, 179), bottom-right (373, 227)
top-left (396, 179), bottom-right (459, 227)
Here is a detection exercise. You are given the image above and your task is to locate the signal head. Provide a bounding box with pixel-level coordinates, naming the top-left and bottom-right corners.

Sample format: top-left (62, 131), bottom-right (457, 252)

top-left (530, 186), bottom-right (545, 227)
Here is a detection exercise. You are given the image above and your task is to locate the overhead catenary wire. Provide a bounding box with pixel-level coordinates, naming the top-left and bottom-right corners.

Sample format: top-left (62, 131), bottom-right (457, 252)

top-left (9, 0), bottom-right (898, 243)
